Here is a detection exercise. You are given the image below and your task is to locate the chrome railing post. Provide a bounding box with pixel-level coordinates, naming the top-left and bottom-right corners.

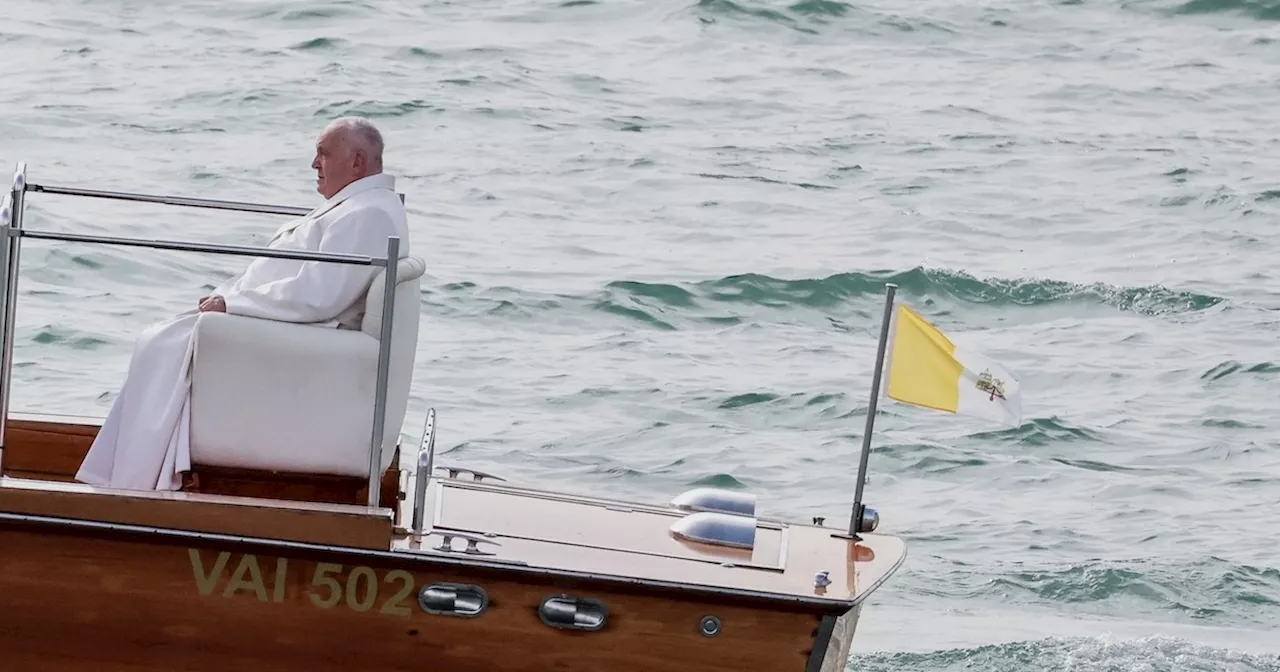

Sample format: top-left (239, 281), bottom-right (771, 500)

top-left (0, 191), bottom-right (9, 475)
top-left (0, 163), bottom-right (26, 474)
top-left (366, 235), bottom-right (399, 507)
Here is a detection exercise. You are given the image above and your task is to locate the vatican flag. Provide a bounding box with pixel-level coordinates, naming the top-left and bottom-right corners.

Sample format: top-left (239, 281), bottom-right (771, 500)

top-left (883, 304), bottom-right (1021, 426)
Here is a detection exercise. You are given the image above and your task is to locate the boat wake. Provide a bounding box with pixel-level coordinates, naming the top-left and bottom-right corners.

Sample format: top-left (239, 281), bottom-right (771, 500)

top-left (850, 635), bottom-right (1280, 672)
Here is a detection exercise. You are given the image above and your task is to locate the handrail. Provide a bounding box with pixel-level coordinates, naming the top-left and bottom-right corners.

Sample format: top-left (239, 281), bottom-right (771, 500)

top-left (1, 164), bottom-right (401, 508)
top-left (26, 183), bottom-right (312, 217)
top-left (28, 182), bottom-right (407, 216)
top-left (15, 229), bottom-right (384, 266)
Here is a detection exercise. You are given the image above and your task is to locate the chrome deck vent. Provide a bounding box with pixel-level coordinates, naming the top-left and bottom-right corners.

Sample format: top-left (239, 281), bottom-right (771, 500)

top-left (670, 487), bottom-right (756, 517)
top-left (669, 511), bottom-right (757, 550)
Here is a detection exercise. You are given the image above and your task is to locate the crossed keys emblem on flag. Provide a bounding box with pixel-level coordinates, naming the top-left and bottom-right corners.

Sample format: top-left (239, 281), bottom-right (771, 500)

top-left (976, 369), bottom-right (1006, 401)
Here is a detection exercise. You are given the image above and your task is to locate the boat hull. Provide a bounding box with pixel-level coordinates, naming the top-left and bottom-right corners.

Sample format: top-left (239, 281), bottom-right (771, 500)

top-left (0, 514), bottom-right (849, 672)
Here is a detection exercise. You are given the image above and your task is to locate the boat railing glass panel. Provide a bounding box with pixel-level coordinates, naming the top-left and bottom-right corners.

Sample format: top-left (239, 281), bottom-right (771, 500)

top-left (1, 162), bottom-right (400, 508)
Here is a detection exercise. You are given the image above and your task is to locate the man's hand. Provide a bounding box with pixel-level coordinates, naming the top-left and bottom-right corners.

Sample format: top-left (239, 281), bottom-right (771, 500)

top-left (198, 295), bottom-right (227, 313)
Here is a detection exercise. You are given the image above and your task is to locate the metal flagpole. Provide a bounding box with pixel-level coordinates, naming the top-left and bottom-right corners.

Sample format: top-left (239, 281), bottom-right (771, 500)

top-left (847, 283), bottom-right (896, 539)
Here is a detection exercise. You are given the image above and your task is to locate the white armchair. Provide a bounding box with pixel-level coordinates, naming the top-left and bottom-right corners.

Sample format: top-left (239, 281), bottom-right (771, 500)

top-left (187, 255), bottom-right (426, 480)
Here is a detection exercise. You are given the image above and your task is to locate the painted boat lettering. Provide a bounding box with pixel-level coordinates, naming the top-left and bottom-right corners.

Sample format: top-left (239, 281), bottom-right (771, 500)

top-left (308, 562), bottom-right (415, 616)
top-left (187, 549), bottom-right (414, 617)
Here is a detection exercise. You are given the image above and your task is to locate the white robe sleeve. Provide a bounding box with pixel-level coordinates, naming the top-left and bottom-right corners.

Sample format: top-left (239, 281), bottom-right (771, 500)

top-left (219, 208), bottom-right (398, 323)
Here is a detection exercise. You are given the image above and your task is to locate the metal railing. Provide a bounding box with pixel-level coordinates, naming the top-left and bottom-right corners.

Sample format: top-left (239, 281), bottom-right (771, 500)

top-left (1, 162), bottom-right (401, 508)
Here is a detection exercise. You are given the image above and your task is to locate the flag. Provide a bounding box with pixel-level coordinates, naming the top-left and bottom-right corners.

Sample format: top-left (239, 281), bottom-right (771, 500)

top-left (882, 304), bottom-right (1021, 426)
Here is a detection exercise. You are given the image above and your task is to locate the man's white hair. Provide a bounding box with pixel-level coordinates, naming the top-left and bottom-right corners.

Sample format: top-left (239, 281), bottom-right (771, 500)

top-left (327, 117), bottom-right (384, 167)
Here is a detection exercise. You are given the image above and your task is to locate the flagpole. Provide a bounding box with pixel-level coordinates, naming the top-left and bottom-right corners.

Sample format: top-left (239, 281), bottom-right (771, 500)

top-left (848, 282), bottom-right (896, 539)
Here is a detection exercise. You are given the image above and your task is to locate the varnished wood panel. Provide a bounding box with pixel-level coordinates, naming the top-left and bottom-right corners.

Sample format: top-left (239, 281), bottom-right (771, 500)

top-left (184, 452), bottom-right (401, 510)
top-left (3, 414), bottom-right (96, 478)
top-left (0, 478), bottom-right (393, 550)
top-left (3, 414), bottom-right (404, 509)
top-left (3, 469), bottom-right (68, 482)
top-left (0, 525), bottom-right (825, 672)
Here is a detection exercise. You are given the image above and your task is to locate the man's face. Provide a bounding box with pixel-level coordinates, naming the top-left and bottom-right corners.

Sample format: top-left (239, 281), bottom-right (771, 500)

top-left (311, 128), bottom-right (360, 199)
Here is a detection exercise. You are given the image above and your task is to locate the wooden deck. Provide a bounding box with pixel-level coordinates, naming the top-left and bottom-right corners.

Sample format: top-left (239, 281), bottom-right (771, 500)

top-left (396, 477), bottom-right (905, 607)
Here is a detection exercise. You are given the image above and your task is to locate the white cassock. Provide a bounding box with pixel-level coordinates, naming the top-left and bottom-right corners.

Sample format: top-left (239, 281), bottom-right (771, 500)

top-left (75, 172), bottom-right (410, 491)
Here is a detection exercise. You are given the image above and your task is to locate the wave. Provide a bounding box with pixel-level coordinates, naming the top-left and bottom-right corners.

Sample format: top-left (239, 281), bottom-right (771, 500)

top-left (993, 560), bottom-right (1280, 614)
top-left (921, 557), bottom-right (1280, 631)
top-left (1202, 361), bottom-right (1280, 380)
top-left (612, 268), bottom-right (1220, 314)
top-left (30, 325), bottom-right (110, 350)
top-left (965, 416), bottom-right (1105, 448)
top-left (424, 268), bottom-right (1224, 331)
top-left (689, 0), bottom-right (958, 34)
top-left (788, 0), bottom-right (853, 17)
top-left (288, 37), bottom-right (346, 51)
top-left (694, 0), bottom-right (816, 31)
top-left (851, 635), bottom-right (1280, 672)
top-left (250, 2), bottom-right (377, 22)
top-left (313, 98), bottom-right (440, 118)
top-left (1173, 0), bottom-right (1280, 21)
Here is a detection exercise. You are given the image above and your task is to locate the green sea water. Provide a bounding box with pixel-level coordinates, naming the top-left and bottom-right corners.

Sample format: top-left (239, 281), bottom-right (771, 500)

top-left (3, 0), bottom-right (1280, 669)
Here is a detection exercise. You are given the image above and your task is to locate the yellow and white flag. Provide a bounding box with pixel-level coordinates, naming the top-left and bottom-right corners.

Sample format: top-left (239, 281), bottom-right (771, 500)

top-left (883, 304), bottom-right (1021, 426)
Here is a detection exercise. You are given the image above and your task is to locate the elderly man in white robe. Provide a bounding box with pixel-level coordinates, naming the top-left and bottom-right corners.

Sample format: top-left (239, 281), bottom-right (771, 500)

top-left (75, 117), bottom-right (410, 491)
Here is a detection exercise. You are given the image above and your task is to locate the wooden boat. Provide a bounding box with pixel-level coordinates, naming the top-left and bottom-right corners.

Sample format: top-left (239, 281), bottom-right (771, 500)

top-left (0, 163), bottom-right (905, 672)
